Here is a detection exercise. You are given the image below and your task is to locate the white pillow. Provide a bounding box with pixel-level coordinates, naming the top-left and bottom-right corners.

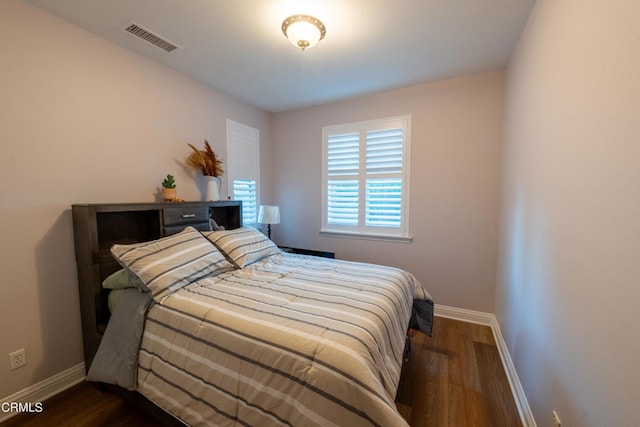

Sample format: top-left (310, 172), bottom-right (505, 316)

top-left (203, 227), bottom-right (280, 268)
top-left (111, 226), bottom-right (235, 302)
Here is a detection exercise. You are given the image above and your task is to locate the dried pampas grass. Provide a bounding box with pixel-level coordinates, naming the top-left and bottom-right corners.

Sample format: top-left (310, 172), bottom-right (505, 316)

top-left (186, 140), bottom-right (224, 177)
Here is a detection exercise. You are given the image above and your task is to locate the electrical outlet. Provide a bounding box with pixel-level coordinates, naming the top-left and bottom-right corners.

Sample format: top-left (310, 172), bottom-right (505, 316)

top-left (552, 410), bottom-right (561, 427)
top-left (8, 348), bottom-right (27, 370)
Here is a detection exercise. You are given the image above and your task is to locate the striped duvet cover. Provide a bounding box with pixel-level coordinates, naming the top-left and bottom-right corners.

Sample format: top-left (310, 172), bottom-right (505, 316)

top-left (137, 252), bottom-right (431, 427)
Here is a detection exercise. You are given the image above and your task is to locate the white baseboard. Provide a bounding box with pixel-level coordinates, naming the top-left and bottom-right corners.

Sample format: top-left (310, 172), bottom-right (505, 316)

top-left (0, 363), bottom-right (85, 423)
top-left (489, 317), bottom-right (537, 427)
top-left (435, 304), bottom-right (496, 325)
top-left (434, 305), bottom-right (536, 427)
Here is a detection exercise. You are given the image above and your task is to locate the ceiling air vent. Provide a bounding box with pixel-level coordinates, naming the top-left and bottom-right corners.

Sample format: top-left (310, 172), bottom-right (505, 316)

top-left (123, 23), bottom-right (180, 53)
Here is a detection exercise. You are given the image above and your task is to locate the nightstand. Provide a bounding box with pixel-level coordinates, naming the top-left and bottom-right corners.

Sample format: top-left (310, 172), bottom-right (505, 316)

top-left (279, 246), bottom-right (335, 259)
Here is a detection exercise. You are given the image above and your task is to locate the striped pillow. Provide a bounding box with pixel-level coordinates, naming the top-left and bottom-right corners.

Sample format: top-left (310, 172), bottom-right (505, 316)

top-left (203, 227), bottom-right (280, 268)
top-left (111, 226), bottom-right (235, 302)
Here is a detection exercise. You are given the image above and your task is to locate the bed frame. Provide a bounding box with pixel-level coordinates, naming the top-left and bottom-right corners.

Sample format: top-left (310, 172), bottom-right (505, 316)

top-left (71, 201), bottom-right (242, 425)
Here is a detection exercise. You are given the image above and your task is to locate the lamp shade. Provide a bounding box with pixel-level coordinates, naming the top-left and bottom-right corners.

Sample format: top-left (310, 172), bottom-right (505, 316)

top-left (258, 205), bottom-right (280, 224)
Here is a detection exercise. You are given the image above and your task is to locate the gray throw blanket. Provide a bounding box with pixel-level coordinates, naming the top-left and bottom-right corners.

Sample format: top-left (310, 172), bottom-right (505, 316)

top-left (410, 299), bottom-right (434, 336)
top-left (87, 288), bottom-right (153, 390)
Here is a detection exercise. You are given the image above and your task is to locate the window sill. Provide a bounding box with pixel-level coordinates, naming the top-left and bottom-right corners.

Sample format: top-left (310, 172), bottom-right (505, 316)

top-left (319, 230), bottom-right (413, 243)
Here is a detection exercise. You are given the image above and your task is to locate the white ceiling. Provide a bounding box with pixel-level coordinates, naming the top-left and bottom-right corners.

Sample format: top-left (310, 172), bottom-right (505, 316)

top-left (26, 0), bottom-right (535, 113)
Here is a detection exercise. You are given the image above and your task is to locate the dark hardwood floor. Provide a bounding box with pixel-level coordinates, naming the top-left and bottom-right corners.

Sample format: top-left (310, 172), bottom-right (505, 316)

top-left (2, 317), bottom-right (521, 427)
top-left (395, 317), bottom-right (522, 427)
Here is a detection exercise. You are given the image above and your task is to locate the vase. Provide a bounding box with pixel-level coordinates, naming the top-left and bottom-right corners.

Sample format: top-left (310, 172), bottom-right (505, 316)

top-left (205, 176), bottom-right (221, 201)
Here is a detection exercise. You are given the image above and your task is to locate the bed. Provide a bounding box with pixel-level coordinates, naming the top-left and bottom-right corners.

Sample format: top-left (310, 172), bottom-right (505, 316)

top-left (81, 221), bottom-right (433, 426)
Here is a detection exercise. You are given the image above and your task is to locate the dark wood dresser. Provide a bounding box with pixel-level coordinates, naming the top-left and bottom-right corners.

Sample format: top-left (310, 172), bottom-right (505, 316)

top-left (71, 201), bottom-right (242, 371)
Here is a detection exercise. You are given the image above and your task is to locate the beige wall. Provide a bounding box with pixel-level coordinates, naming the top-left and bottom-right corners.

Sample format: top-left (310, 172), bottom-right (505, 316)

top-left (498, 0), bottom-right (640, 425)
top-left (0, 0), bottom-right (271, 398)
top-left (272, 71), bottom-right (505, 313)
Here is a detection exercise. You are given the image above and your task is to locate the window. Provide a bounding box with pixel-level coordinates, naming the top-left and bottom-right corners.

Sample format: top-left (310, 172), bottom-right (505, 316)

top-left (322, 115), bottom-right (411, 241)
top-left (226, 120), bottom-right (260, 225)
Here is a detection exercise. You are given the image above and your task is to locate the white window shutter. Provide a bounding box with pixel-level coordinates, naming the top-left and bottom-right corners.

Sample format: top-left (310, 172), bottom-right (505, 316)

top-left (365, 178), bottom-right (402, 228)
top-left (328, 133), bottom-right (360, 176)
top-left (365, 127), bottom-right (403, 228)
top-left (327, 180), bottom-right (359, 225)
top-left (322, 115), bottom-right (411, 240)
top-left (366, 128), bottom-right (403, 174)
top-left (227, 120), bottom-right (260, 225)
top-left (233, 179), bottom-right (257, 226)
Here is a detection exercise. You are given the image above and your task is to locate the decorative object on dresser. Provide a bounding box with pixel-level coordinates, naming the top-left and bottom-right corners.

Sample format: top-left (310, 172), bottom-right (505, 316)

top-left (204, 175), bottom-right (221, 201)
top-left (160, 174), bottom-right (176, 201)
top-left (71, 200), bottom-right (242, 371)
top-left (257, 204), bottom-right (280, 239)
top-left (186, 139), bottom-right (224, 201)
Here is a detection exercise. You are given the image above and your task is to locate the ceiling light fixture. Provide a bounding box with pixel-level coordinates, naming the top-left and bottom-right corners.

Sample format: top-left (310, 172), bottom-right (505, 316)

top-left (281, 15), bottom-right (326, 51)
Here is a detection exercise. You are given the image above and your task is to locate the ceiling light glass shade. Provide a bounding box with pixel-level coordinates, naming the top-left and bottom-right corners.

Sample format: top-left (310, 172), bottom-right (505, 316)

top-left (281, 15), bottom-right (326, 51)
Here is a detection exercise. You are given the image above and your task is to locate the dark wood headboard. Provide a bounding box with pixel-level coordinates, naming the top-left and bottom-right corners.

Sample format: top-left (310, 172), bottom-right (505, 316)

top-left (72, 201), bottom-right (242, 371)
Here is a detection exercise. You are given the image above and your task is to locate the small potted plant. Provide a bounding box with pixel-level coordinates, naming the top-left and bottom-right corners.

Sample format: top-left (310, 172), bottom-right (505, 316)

top-left (161, 174), bottom-right (177, 201)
